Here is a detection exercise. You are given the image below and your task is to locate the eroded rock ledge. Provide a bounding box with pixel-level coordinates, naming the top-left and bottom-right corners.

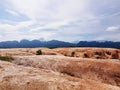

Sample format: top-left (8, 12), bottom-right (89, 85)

top-left (0, 61), bottom-right (120, 90)
top-left (13, 55), bottom-right (120, 87)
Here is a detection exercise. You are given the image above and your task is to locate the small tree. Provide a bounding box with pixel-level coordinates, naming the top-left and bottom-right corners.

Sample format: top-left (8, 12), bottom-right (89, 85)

top-left (36, 50), bottom-right (42, 55)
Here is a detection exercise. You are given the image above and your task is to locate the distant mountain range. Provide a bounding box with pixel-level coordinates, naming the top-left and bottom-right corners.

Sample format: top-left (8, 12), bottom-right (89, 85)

top-left (0, 39), bottom-right (75, 48)
top-left (0, 39), bottom-right (120, 49)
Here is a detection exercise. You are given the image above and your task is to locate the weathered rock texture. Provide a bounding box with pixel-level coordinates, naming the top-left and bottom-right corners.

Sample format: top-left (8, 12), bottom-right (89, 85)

top-left (13, 55), bottom-right (120, 87)
top-left (0, 61), bottom-right (119, 90)
top-left (0, 48), bottom-right (120, 59)
top-left (53, 48), bottom-right (120, 59)
top-left (0, 47), bottom-right (120, 90)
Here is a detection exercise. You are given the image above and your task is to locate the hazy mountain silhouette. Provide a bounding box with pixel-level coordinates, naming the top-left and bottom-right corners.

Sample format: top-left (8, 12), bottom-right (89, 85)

top-left (0, 39), bottom-right (75, 48)
top-left (76, 41), bottom-right (120, 49)
top-left (0, 39), bottom-right (120, 49)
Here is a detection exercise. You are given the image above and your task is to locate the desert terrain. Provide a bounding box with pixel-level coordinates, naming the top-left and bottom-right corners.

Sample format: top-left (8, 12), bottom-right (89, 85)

top-left (0, 48), bottom-right (120, 90)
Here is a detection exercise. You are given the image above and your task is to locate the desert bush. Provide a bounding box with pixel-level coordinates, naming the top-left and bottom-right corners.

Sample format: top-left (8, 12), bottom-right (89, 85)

top-left (36, 50), bottom-right (42, 55)
top-left (0, 55), bottom-right (14, 62)
top-left (83, 53), bottom-right (89, 58)
top-left (71, 52), bottom-right (75, 57)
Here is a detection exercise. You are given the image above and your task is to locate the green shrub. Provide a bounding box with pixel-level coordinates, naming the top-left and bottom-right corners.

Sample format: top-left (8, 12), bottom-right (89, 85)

top-left (0, 55), bottom-right (14, 62)
top-left (36, 50), bottom-right (42, 55)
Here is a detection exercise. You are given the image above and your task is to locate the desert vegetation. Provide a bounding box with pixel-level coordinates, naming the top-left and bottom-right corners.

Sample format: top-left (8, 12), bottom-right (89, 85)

top-left (36, 49), bottom-right (42, 55)
top-left (0, 55), bottom-right (14, 62)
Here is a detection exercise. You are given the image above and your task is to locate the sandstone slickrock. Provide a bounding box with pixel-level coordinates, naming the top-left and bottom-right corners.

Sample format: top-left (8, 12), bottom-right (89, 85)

top-left (0, 48), bottom-right (120, 90)
top-left (0, 61), bottom-right (120, 90)
top-left (13, 55), bottom-right (120, 87)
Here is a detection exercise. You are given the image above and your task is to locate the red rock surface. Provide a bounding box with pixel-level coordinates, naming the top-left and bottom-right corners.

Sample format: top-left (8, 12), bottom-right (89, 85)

top-left (1, 48), bottom-right (120, 60)
top-left (0, 48), bottom-right (120, 90)
top-left (13, 55), bottom-right (120, 87)
top-left (0, 61), bottom-right (119, 90)
top-left (53, 48), bottom-right (120, 59)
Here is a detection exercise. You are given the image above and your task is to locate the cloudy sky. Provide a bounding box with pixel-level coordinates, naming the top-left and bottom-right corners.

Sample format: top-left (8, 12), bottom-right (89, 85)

top-left (0, 0), bottom-right (120, 42)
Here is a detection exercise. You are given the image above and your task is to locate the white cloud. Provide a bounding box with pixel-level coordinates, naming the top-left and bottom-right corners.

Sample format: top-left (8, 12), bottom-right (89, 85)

top-left (0, 20), bottom-right (56, 41)
top-left (0, 0), bottom-right (120, 41)
top-left (6, 9), bottom-right (20, 16)
top-left (106, 26), bottom-right (120, 32)
top-left (29, 20), bottom-right (71, 32)
top-left (0, 35), bottom-right (2, 38)
top-left (2, 0), bottom-right (96, 41)
top-left (0, 21), bottom-right (34, 41)
top-left (95, 33), bottom-right (120, 41)
top-left (6, 0), bottom-right (90, 21)
top-left (0, 21), bottom-right (33, 31)
top-left (1, 32), bottom-right (55, 41)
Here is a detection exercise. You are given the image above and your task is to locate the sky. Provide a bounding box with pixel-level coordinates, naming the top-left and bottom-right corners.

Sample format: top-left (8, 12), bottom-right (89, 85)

top-left (0, 0), bottom-right (120, 42)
